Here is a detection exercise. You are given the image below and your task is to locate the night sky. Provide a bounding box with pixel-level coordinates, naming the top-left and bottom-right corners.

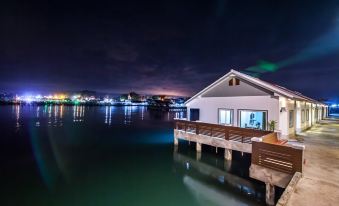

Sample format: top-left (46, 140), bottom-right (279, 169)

top-left (1, 0), bottom-right (339, 100)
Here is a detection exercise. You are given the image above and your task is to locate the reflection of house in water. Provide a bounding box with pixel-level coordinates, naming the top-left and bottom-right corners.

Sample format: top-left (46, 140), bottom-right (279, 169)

top-left (173, 150), bottom-right (265, 204)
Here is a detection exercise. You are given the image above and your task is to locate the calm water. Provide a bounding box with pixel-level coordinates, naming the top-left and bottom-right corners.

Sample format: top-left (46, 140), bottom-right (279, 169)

top-left (0, 105), bottom-right (266, 206)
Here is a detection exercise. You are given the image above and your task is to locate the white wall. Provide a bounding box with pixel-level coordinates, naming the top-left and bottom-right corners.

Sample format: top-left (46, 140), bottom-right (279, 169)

top-left (186, 94), bottom-right (326, 139)
top-left (278, 97), bottom-right (288, 137)
top-left (295, 101), bottom-right (312, 132)
top-left (186, 95), bottom-right (280, 130)
top-left (311, 104), bottom-right (319, 124)
top-left (305, 103), bottom-right (312, 128)
top-left (278, 97), bottom-right (297, 137)
top-left (318, 106), bottom-right (323, 121)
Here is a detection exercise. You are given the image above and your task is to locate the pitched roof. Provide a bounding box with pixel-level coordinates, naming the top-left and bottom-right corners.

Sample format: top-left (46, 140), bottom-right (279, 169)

top-left (185, 69), bottom-right (325, 105)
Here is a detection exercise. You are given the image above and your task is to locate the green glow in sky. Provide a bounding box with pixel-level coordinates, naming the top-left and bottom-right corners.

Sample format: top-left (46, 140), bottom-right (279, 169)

top-left (245, 26), bottom-right (339, 78)
top-left (246, 60), bottom-right (279, 76)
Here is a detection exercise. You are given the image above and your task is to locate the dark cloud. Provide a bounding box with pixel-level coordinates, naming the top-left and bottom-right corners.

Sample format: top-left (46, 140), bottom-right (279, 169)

top-left (0, 0), bottom-right (339, 99)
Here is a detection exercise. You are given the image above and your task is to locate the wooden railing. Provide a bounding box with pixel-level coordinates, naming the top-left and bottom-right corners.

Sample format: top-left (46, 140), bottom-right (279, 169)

top-left (174, 119), bottom-right (303, 175)
top-left (174, 119), bottom-right (271, 143)
top-left (251, 140), bottom-right (303, 174)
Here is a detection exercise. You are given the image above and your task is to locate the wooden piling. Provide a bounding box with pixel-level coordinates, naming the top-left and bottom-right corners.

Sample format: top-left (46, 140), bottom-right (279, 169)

top-left (225, 149), bottom-right (232, 160)
top-left (266, 183), bottom-right (275, 206)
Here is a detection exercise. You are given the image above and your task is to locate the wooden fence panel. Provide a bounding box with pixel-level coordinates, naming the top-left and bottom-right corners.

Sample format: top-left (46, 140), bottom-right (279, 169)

top-left (251, 141), bottom-right (303, 174)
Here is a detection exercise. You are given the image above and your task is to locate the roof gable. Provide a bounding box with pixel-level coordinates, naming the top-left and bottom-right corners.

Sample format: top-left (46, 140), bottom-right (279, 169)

top-left (201, 76), bottom-right (273, 97)
top-left (185, 69), bottom-right (324, 105)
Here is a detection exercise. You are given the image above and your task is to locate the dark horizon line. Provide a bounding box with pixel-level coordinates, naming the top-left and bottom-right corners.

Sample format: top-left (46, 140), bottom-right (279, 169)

top-left (0, 89), bottom-right (191, 97)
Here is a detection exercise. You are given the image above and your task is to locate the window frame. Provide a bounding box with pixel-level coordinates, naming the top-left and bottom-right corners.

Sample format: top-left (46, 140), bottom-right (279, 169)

top-left (218, 108), bottom-right (233, 125)
top-left (238, 109), bottom-right (268, 130)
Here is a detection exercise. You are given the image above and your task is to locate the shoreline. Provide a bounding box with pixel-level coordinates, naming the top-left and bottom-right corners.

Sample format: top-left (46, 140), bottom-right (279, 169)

top-left (0, 101), bottom-right (187, 111)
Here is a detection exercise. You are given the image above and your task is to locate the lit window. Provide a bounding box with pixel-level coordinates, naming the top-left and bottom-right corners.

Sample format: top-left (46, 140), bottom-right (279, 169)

top-left (229, 79), bottom-right (233, 86)
top-left (239, 110), bottom-right (267, 130)
top-left (218, 109), bottom-right (233, 125)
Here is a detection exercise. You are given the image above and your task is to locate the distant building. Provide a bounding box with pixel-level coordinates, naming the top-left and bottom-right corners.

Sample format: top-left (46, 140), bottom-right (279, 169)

top-left (185, 69), bottom-right (328, 138)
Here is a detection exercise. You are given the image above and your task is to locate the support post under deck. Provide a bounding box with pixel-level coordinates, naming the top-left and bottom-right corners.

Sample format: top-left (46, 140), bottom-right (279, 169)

top-left (224, 149), bottom-right (232, 160)
top-left (174, 137), bottom-right (178, 146)
top-left (266, 183), bottom-right (275, 206)
top-left (196, 143), bottom-right (202, 160)
top-left (196, 142), bottom-right (202, 152)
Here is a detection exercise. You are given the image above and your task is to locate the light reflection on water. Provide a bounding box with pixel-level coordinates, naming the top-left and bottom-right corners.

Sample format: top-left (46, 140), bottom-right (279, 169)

top-left (12, 105), bottom-right (186, 128)
top-left (73, 105), bottom-right (85, 123)
top-left (2, 105), bottom-right (266, 206)
top-left (15, 104), bottom-right (20, 129)
top-left (173, 149), bottom-right (264, 205)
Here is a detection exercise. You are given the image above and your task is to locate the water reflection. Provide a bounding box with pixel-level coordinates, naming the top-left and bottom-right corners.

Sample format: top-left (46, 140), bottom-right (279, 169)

top-left (11, 105), bottom-right (181, 128)
top-left (60, 105), bottom-right (63, 119)
top-left (44, 105), bottom-right (65, 126)
top-left (175, 111), bottom-right (185, 119)
top-left (73, 105), bottom-right (85, 122)
top-left (14, 104), bottom-right (20, 129)
top-left (48, 105), bottom-right (52, 125)
top-left (141, 106), bottom-right (145, 120)
top-left (0, 106), bottom-right (271, 205)
top-left (54, 106), bottom-right (58, 125)
top-left (36, 106), bottom-right (40, 127)
top-left (173, 150), bottom-right (264, 205)
top-left (124, 106), bottom-right (132, 125)
top-left (105, 106), bottom-right (112, 125)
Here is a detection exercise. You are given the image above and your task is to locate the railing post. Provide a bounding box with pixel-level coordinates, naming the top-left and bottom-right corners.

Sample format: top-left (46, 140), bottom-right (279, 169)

top-left (225, 129), bottom-right (229, 140)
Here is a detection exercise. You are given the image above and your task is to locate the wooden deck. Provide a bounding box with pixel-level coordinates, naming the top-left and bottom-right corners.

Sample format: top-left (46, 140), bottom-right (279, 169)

top-left (174, 119), bottom-right (304, 174)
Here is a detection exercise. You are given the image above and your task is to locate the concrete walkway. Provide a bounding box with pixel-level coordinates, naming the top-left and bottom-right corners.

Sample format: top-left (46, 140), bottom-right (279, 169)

top-left (286, 119), bottom-right (339, 206)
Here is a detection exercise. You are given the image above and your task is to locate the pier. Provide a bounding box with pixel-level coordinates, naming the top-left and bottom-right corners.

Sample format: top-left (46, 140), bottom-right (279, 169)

top-left (174, 119), bottom-right (305, 205)
top-left (279, 119), bottom-right (339, 206)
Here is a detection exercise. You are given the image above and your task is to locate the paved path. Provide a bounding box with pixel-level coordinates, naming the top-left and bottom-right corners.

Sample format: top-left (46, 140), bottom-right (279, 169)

top-left (286, 119), bottom-right (339, 206)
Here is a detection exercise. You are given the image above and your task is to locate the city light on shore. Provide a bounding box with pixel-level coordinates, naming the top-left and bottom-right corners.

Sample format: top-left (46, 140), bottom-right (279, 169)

top-left (1, 91), bottom-right (187, 108)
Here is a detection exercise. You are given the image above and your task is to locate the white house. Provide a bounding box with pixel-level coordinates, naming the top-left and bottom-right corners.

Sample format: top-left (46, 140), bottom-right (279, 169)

top-left (185, 69), bottom-right (328, 138)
